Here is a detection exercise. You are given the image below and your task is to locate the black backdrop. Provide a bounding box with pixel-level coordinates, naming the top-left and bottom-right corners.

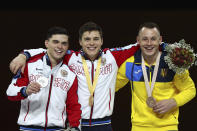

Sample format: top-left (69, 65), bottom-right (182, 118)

top-left (1, 3), bottom-right (197, 131)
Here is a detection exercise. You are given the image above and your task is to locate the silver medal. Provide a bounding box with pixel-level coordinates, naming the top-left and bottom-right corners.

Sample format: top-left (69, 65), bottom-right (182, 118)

top-left (37, 76), bottom-right (48, 88)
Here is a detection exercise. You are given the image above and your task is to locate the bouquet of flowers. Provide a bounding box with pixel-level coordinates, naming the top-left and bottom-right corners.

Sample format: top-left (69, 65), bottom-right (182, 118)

top-left (164, 39), bottom-right (196, 74)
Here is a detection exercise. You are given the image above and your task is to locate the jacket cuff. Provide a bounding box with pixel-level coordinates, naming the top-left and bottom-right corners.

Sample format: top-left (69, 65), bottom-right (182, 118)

top-left (71, 127), bottom-right (80, 131)
top-left (20, 87), bottom-right (28, 98)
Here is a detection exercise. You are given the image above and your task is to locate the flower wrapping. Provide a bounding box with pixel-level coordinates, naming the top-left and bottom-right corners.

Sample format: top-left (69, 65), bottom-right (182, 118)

top-left (164, 39), bottom-right (196, 74)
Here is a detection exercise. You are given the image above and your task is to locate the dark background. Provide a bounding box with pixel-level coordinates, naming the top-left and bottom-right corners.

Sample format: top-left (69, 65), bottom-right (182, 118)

top-left (1, 2), bottom-right (197, 131)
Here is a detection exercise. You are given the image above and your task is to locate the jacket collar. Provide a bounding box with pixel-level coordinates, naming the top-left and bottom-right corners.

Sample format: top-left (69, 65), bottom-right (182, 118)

top-left (43, 53), bottom-right (64, 67)
top-left (134, 49), bottom-right (168, 68)
top-left (80, 49), bottom-right (102, 61)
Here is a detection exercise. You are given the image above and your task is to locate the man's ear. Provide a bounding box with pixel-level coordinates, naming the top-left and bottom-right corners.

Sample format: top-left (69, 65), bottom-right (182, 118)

top-left (45, 40), bottom-right (48, 48)
top-left (79, 40), bottom-right (82, 46)
top-left (101, 38), bottom-right (103, 46)
top-left (136, 36), bottom-right (139, 43)
top-left (159, 36), bottom-right (163, 44)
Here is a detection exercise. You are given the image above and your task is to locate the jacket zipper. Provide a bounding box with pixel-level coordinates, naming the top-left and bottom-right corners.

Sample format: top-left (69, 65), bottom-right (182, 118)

top-left (89, 61), bottom-right (94, 126)
top-left (149, 66), bottom-right (152, 85)
top-left (24, 101), bottom-right (30, 121)
top-left (109, 88), bottom-right (111, 110)
top-left (44, 75), bottom-right (53, 131)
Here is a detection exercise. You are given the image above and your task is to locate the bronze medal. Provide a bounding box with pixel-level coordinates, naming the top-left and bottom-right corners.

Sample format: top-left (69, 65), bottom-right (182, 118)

top-left (142, 52), bottom-right (161, 108)
top-left (89, 95), bottom-right (94, 106)
top-left (146, 96), bottom-right (156, 108)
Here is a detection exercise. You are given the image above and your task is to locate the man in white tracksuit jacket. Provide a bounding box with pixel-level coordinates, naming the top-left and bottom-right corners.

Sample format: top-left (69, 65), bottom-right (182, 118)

top-left (7, 26), bottom-right (81, 131)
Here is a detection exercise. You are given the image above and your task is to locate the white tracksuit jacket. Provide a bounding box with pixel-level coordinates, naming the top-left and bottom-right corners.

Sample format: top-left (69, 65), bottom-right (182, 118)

top-left (7, 53), bottom-right (81, 129)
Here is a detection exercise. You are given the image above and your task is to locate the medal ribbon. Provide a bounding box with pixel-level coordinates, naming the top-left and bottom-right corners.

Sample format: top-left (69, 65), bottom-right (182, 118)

top-left (141, 52), bottom-right (161, 97)
top-left (82, 57), bottom-right (101, 106)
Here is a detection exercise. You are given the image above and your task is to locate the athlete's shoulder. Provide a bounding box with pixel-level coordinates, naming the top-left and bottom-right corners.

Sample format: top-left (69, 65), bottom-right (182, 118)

top-left (28, 52), bottom-right (45, 63)
top-left (66, 50), bottom-right (75, 54)
top-left (109, 43), bottom-right (138, 52)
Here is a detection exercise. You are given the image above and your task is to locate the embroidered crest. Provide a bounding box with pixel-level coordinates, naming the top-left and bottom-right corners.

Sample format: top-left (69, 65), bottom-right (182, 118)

top-left (101, 58), bottom-right (106, 65)
top-left (61, 70), bottom-right (68, 77)
top-left (161, 68), bottom-right (168, 77)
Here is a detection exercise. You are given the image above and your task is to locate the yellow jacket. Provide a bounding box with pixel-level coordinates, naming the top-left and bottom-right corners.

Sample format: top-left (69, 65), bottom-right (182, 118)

top-left (116, 50), bottom-right (196, 130)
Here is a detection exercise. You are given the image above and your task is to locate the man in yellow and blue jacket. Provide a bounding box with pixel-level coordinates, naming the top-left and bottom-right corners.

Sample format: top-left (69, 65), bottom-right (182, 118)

top-left (116, 22), bottom-right (196, 131)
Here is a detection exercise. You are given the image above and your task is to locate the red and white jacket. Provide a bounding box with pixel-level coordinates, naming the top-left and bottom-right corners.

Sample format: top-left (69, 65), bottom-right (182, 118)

top-left (20, 44), bottom-right (139, 126)
top-left (7, 53), bottom-right (81, 128)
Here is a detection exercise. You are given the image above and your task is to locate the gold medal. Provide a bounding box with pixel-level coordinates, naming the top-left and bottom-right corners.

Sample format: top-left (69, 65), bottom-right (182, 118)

top-left (89, 95), bottom-right (94, 106)
top-left (146, 96), bottom-right (156, 108)
top-left (82, 57), bottom-right (101, 107)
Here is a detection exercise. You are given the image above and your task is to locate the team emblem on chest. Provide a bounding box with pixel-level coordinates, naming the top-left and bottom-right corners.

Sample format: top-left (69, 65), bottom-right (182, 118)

top-left (61, 69), bottom-right (68, 77)
top-left (101, 58), bottom-right (106, 65)
top-left (161, 68), bottom-right (168, 78)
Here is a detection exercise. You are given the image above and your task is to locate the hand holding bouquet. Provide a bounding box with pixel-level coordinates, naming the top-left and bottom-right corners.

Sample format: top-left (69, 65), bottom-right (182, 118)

top-left (164, 39), bottom-right (196, 74)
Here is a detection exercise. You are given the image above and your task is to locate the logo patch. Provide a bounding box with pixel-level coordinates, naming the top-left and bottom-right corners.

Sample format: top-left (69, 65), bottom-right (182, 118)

top-left (61, 70), bottom-right (68, 77)
top-left (101, 58), bottom-right (106, 65)
top-left (161, 68), bottom-right (168, 77)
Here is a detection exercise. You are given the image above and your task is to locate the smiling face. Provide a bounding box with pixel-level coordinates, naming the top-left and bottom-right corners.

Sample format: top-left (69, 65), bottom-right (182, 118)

top-left (137, 27), bottom-right (162, 63)
top-left (79, 30), bottom-right (103, 61)
top-left (45, 34), bottom-right (69, 66)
